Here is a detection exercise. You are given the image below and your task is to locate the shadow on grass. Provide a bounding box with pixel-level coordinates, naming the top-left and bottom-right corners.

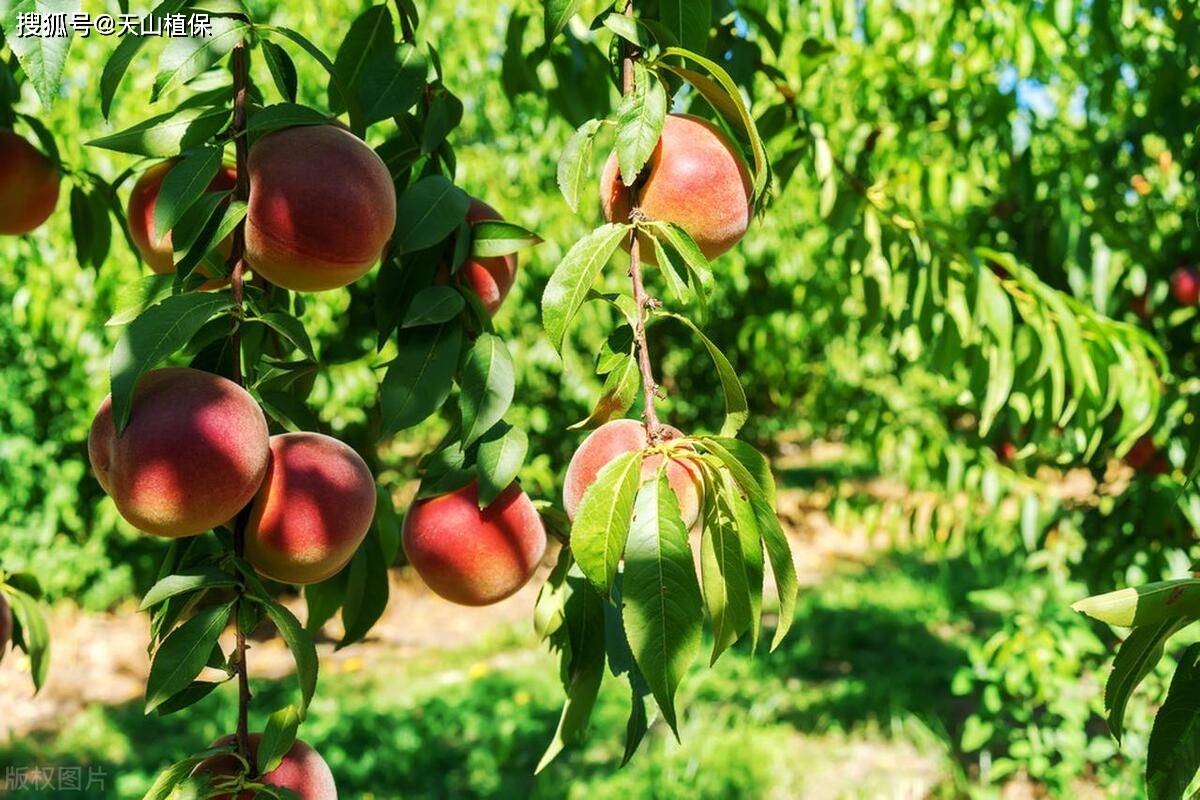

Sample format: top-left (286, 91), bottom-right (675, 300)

top-left (0, 550), bottom-right (1020, 799)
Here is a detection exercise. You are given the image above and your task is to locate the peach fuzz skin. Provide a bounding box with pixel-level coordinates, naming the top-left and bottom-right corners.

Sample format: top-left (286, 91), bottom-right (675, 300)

top-left (88, 368), bottom-right (270, 538)
top-left (244, 432), bottom-right (376, 585)
top-left (0, 129), bottom-right (60, 235)
top-left (460, 197), bottom-right (518, 315)
top-left (600, 113), bottom-right (752, 263)
top-left (403, 481), bottom-right (547, 606)
top-left (127, 160), bottom-right (238, 281)
top-left (564, 419), bottom-right (703, 529)
top-left (245, 125), bottom-right (396, 292)
top-left (193, 734), bottom-right (337, 800)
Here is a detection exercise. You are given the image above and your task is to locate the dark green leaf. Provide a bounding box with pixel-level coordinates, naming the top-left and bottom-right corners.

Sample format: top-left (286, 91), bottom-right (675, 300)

top-left (394, 176), bottom-right (470, 254)
top-left (380, 322), bottom-right (462, 437)
top-left (476, 423), bottom-right (528, 507)
top-left (458, 333), bottom-right (515, 445)
top-left (145, 600), bottom-right (233, 712)
top-left (542, 223), bottom-right (629, 352)
top-left (571, 450), bottom-right (643, 595)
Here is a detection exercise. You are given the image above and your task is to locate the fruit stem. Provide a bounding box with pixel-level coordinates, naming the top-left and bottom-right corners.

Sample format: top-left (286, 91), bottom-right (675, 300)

top-left (621, 0), bottom-right (664, 443)
top-left (227, 38), bottom-right (254, 775)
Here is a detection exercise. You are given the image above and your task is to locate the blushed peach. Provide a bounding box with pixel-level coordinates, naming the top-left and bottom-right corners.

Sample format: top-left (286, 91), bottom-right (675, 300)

top-left (88, 368), bottom-right (270, 538)
top-left (600, 113), bottom-right (752, 263)
top-left (0, 129), bottom-right (60, 235)
top-left (245, 125), bottom-right (396, 291)
top-left (403, 481), bottom-right (546, 606)
top-left (459, 197), bottom-right (518, 315)
top-left (563, 419), bottom-right (703, 528)
top-left (193, 734), bottom-right (337, 800)
top-left (244, 433), bottom-right (376, 585)
top-left (127, 160), bottom-right (238, 279)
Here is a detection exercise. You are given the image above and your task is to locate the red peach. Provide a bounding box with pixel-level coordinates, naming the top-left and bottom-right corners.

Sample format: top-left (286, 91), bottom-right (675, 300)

top-left (1171, 266), bottom-right (1200, 306)
top-left (458, 197), bottom-right (518, 315)
top-left (88, 368), bottom-right (270, 538)
top-left (245, 125), bottom-right (396, 292)
top-left (1124, 435), bottom-right (1169, 474)
top-left (0, 129), bottom-right (60, 235)
top-left (127, 160), bottom-right (238, 281)
top-left (193, 734), bottom-right (336, 800)
top-left (563, 419), bottom-right (703, 528)
top-left (403, 481), bottom-right (547, 606)
top-left (601, 113), bottom-right (752, 263)
top-left (244, 432), bottom-right (376, 585)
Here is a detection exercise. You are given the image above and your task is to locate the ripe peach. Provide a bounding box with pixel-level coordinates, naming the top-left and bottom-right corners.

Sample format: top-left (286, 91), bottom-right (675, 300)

top-left (245, 125), bottom-right (396, 291)
top-left (127, 160), bottom-right (238, 279)
top-left (0, 592), bottom-right (10, 665)
top-left (193, 734), bottom-right (336, 800)
top-left (600, 113), bottom-right (752, 263)
top-left (459, 197), bottom-right (518, 315)
top-left (1171, 266), bottom-right (1200, 306)
top-left (244, 432), bottom-right (376, 585)
top-left (88, 368), bottom-right (270, 538)
top-left (1125, 435), bottom-right (1169, 475)
top-left (402, 481), bottom-right (547, 606)
top-left (0, 129), bottom-right (60, 235)
top-left (563, 419), bottom-right (703, 528)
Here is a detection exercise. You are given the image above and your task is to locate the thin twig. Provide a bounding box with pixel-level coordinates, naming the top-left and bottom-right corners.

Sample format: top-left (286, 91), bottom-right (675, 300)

top-left (227, 38), bottom-right (254, 774)
top-left (621, 0), bottom-right (663, 442)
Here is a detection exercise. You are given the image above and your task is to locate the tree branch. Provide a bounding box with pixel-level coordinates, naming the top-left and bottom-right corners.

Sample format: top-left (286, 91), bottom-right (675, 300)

top-left (621, 0), bottom-right (663, 442)
top-left (227, 38), bottom-right (254, 775)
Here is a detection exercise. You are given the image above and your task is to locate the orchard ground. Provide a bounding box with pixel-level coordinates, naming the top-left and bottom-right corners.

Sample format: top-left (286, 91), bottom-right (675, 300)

top-left (0, 441), bottom-right (1146, 799)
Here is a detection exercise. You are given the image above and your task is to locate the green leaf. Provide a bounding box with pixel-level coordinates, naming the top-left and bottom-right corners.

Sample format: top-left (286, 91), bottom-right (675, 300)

top-left (155, 680), bottom-right (224, 716)
top-left (2, 0), bottom-right (81, 108)
top-left (569, 352), bottom-right (639, 430)
top-left (4, 586), bottom-right (50, 691)
top-left (476, 423), bottom-right (529, 507)
top-left (1106, 619), bottom-right (1190, 742)
top-left (657, 311), bottom-right (747, 436)
top-left (253, 311), bottom-right (318, 361)
top-left (261, 600), bottom-right (318, 716)
top-left (702, 436), bottom-right (777, 505)
top-left (622, 471), bottom-right (703, 737)
top-left (108, 278), bottom-right (174, 327)
top-left (247, 103), bottom-right (331, 136)
top-left (1147, 643), bottom-right (1200, 800)
top-left (700, 487), bottom-right (753, 664)
top-left (544, 0), bottom-right (586, 42)
top-left (110, 292), bottom-right (233, 434)
top-left (152, 146), bottom-right (223, 242)
top-left (145, 600), bottom-right (233, 713)
top-left (99, 0), bottom-right (190, 116)
top-left (542, 223), bottom-right (629, 352)
top-left (571, 450), bottom-right (643, 596)
top-left (88, 106), bottom-right (232, 158)
top-left (141, 748), bottom-right (230, 800)
top-left (659, 0), bottom-right (710, 55)
top-left (338, 533), bottom-right (389, 648)
top-left (380, 322), bottom-right (462, 437)
top-left (421, 88), bottom-right (463, 154)
top-left (153, 17), bottom-right (249, 101)
top-left (614, 62), bottom-right (667, 186)
top-left (458, 333), bottom-right (515, 445)
top-left (140, 568), bottom-right (239, 611)
top-left (649, 221), bottom-right (714, 311)
top-left (535, 547), bottom-right (574, 641)
top-left (402, 286), bottom-right (465, 328)
top-left (470, 220), bottom-right (543, 258)
top-left (557, 119), bottom-right (606, 214)
top-left (394, 176), bottom-right (470, 253)
top-left (304, 569), bottom-right (349, 634)
top-left (359, 42), bottom-right (427, 125)
top-left (258, 705), bottom-right (302, 775)
top-left (1072, 580), bottom-right (1200, 628)
top-left (329, 3), bottom-right (394, 114)
top-left (536, 569), bottom-right (606, 773)
top-left (260, 39), bottom-right (299, 102)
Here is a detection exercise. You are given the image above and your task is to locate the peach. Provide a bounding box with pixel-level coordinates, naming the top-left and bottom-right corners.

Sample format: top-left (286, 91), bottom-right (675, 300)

top-left (245, 125), bottom-right (396, 291)
top-left (88, 368), bottom-right (270, 538)
top-left (1171, 266), bottom-right (1200, 306)
top-left (0, 592), bottom-right (9, 665)
top-left (600, 113), bottom-right (752, 263)
top-left (459, 197), bottom-right (518, 315)
top-left (193, 734), bottom-right (336, 800)
top-left (0, 129), bottom-right (60, 235)
top-left (244, 432), bottom-right (376, 585)
top-left (127, 160), bottom-right (238, 280)
top-left (403, 481), bottom-right (547, 606)
top-left (563, 419), bottom-right (703, 528)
